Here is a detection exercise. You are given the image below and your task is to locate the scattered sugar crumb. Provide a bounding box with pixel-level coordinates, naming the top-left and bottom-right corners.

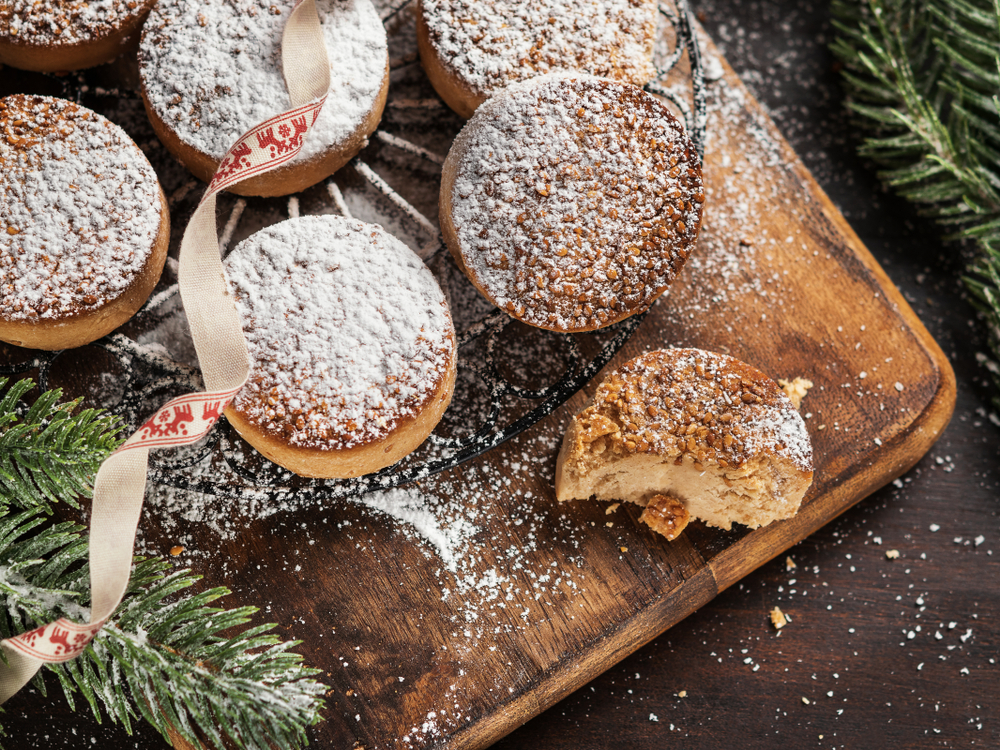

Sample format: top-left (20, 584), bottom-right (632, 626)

top-left (777, 377), bottom-right (813, 410)
top-left (770, 606), bottom-right (788, 629)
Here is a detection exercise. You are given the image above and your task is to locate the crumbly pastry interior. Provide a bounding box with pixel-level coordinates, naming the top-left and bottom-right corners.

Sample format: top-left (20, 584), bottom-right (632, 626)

top-left (443, 75), bottom-right (704, 331)
top-left (0, 0), bottom-right (149, 44)
top-left (556, 348), bottom-right (814, 533)
top-left (0, 94), bottom-right (163, 324)
top-left (420, 0), bottom-right (658, 102)
top-left (139, 0), bottom-right (386, 163)
top-left (225, 216), bottom-right (455, 453)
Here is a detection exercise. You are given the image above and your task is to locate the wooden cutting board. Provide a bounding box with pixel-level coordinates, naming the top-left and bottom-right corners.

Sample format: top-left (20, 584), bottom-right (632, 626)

top-left (2, 23), bottom-right (954, 750)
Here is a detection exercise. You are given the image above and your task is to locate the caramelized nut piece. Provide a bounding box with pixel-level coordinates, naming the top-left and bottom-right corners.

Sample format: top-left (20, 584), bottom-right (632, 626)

top-left (770, 606), bottom-right (788, 629)
top-left (639, 493), bottom-right (690, 541)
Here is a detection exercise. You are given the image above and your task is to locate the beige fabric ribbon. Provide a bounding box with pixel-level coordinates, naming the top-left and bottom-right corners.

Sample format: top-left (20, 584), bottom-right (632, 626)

top-left (0, 0), bottom-right (331, 704)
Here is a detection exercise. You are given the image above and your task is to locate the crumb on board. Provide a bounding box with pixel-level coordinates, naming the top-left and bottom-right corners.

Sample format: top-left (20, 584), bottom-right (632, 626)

top-left (169, 545), bottom-right (184, 556)
top-left (770, 606), bottom-right (789, 630)
top-left (620, 546), bottom-right (628, 552)
top-left (678, 690), bottom-right (688, 698)
top-left (778, 377), bottom-right (814, 410)
top-left (606, 503), bottom-right (620, 515)
top-left (785, 556), bottom-right (796, 571)
top-left (886, 549), bottom-right (901, 560)
top-left (638, 494), bottom-right (691, 541)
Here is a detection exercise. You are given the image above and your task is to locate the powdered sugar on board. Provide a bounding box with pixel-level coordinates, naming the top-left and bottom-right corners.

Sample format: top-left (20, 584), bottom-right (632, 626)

top-left (136, 426), bottom-right (587, 621)
top-left (225, 215), bottom-right (454, 450)
top-left (420, 0), bottom-right (658, 99)
top-left (139, 0), bottom-right (386, 162)
top-left (0, 95), bottom-right (162, 321)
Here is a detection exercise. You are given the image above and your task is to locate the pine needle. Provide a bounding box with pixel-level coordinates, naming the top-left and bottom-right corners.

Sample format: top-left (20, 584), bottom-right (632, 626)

top-left (832, 0), bottom-right (1000, 405)
top-left (0, 379), bottom-right (123, 512)
top-left (0, 381), bottom-right (326, 749)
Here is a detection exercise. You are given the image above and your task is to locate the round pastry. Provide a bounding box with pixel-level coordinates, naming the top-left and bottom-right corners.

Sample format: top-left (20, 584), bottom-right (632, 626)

top-left (555, 349), bottom-right (814, 535)
top-left (416, 0), bottom-right (659, 118)
top-left (440, 74), bottom-right (704, 333)
top-left (0, 0), bottom-right (158, 72)
top-left (223, 215), bottom-right (457, 478)
top-left (139, 0), bottom-right (389, 197)
top-left (0, 95), bottom-right (169, 351)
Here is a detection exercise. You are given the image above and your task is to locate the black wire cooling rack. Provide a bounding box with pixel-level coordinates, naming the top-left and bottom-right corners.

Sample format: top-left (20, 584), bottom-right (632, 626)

top-left (0, 0), bottom-right (707, 503)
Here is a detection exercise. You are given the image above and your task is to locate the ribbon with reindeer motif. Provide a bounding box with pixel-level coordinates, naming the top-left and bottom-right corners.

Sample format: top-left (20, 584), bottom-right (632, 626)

top-left (0, 0), bottom-right (331, 702)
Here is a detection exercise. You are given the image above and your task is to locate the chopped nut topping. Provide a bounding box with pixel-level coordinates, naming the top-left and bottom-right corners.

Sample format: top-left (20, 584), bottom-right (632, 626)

top-left (639, 494), bottom-right (690, 541)
top-left (448, 77), bottom-right (703, 332)
top-left (576, 349), bottom-right (813, 471)
top-left (0, 0), bottom-right (151, 43)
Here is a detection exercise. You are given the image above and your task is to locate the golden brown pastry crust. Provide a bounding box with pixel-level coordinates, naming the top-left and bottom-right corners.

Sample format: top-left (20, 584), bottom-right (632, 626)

top-left (222, 216), bottom-right (457, 478)
top-left (226, 356), bottom-right (456, 478)
top-left (0, 95), bottom-right (169, 351)
top-left (0, 190), bottom-right (168, 351)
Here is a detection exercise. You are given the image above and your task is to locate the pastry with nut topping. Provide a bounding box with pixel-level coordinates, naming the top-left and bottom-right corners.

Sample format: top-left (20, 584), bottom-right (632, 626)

top-left (0, 0), bottom-right (158, 72)
top-left (0, 95), bottom-right (169, 351)
top-left (440, 74), bottom-right (704, 333)
top-left (555, 349), bottom-right (813, 538)
top-left (224, 216), bottom-right (456, 478)
top-left (416, 0), bottom-right (659, 118)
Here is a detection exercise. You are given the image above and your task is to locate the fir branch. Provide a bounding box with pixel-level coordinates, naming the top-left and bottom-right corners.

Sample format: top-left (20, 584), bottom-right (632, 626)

top-left (0, 383), bottom-right (326, 748)
top-left (0, 379), bottom-right (124, 512)
top-left (0, 506), bottom-right (326, 750)
top-left (831, 0), bottom-right (1000, 405)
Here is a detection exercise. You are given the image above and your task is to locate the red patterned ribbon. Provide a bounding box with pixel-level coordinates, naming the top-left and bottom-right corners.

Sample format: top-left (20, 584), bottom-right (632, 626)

top-left (0, 0), bottom-right (330, 701)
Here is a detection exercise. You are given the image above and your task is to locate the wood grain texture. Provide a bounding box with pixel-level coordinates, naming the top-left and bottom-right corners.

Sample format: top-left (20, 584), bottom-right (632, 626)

top-left (0, 15), bottom-right (959, 750)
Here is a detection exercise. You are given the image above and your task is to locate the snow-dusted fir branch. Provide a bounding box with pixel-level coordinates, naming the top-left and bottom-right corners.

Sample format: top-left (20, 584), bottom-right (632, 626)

top-left (0, 379), bottom-right (123, 512)
top-left (0, 381), bottom-right (326, 749)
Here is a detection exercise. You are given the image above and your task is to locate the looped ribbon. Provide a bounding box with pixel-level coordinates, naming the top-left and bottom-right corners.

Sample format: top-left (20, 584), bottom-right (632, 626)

top-left (0, 0), bottom-right (331, 703)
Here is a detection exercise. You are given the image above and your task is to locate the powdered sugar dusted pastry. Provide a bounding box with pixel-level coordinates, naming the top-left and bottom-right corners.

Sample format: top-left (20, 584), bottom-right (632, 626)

top-left (0, 0), bottom-right (157, 72)
top-left (556, 349), bottom-right (813, 537)
top-left (224, 216), bottom-right (456, 478)
top-left (417, 0), bottom-right (659, 118)
top-left (139, 0), bottom-right (389, 197)
top-left (441, 74), bottom-right (704, 332)
top-left (0, 95), bottom-right (169, 351)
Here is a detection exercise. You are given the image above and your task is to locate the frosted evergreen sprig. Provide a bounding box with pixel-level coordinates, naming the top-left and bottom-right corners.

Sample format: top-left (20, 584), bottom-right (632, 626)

top-left (0, 378), bottom-right (124, 512)
top-left (0, 380), bottom-right (326, 748)
top-left (830, 0), bottom-right (1000, 404)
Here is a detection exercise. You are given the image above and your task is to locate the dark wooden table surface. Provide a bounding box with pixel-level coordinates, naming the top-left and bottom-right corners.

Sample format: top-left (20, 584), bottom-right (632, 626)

top-left (6, 1), bottom-right (998, 748)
